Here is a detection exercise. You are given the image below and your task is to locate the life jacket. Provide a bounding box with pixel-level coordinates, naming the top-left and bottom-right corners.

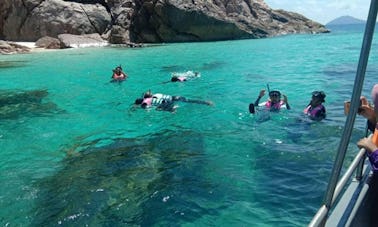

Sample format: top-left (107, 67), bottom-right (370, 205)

top-left (151, 94), bottom-right (172, 106)
top-left (265, 100), bottom-right (285, 110)
top-left (142, 97), bottom-right (153, 107)
top-left (177, 76), bottom-right (186, 82)
top-left (112, 72), bottom-right (125, 80)
top-left (142, 94), bottom-right (172, 107)
top-left (303, 104), bottom-right (325, 119)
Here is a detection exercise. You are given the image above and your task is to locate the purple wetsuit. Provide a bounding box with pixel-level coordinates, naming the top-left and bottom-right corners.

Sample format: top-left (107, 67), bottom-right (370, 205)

top-left (368, 150), bottom-right (378, 172)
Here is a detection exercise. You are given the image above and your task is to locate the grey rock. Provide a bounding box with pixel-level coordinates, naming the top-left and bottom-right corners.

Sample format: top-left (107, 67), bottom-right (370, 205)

top-left (0, 89), bottom-right (63, 119)
top-left (129, 0), bottom-right (329, 42)
top-left (35, 36), bottom-right (62, 49)
top-left (0, 40), bottom-right (31, 54)
top-left (0, 0), bottom-right (329, 44)
top-left (1, 0), bottom-right (111, 41)
top-left (58, 33), bottom-right (108, 48)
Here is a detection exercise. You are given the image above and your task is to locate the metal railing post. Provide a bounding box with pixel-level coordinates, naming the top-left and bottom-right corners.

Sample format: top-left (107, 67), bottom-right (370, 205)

top-left (323, 0), bottom-right (378, 214)
top-left (309, 0), bottom-right (378, 226)
top-left (356, 125), bottom-right (370, 180)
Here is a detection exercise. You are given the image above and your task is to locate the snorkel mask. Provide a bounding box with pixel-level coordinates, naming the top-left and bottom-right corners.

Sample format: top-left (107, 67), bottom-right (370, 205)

top-left (269, 90), bottom-right (281, 98)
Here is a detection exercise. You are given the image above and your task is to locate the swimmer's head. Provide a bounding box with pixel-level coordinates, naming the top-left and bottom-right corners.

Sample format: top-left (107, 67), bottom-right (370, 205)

top-left (143, 90), bottom-right (152, 98)
top-left (269, 90), bottom-right (281, 98)
top-left (312, 91), bottom-right (326, 102)
top-left (135, 98), bottom-right (143, 105)
top-left (171, 76), bottom-right (179, 82)
top-left (113, 66), bottom-right (122, 73)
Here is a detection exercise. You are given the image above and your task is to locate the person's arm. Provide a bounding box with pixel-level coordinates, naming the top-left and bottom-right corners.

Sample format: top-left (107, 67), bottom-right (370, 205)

top-left (254, 90), bottom-right (265, 106)
top-left (283, 94), bottom-right (290, 110)
top-left (318, 106), bottom-right (326, 120)
top-left (312, 106), bottom-right (326, 121)
top-left (358, 137), bottom-right (378, 172)
top-left (359, 96), bottom-right (376, 131)
top-left (367, 120), bottom-right (376, 132)
top-left (156, 100), bottom-right (176, 111)
top-left (368, 151), bottom-right (378, 173)
top-left (184, 99), bottom-right (212, 105)
top-left (173, 96), bottom-right (212, 105)
top-left (359, 108), bottom-right (376, 131)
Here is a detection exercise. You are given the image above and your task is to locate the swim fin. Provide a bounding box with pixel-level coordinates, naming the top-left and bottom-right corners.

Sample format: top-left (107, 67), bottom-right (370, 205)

top-left (249, 103), bottom-right (255, 114)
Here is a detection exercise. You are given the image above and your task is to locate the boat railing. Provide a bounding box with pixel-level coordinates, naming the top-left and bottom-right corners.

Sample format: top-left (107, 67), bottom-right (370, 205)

top-left (309, 134), bottom-right (370, 227)
top-left (309, 0), bottom-right (378, 226)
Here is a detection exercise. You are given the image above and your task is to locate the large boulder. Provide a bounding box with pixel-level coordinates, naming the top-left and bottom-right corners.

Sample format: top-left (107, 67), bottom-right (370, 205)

top-left (0, 40), bottom-right (31, 54)
top-left (0, 89), bottom-right (63, 119)
top-left (35, 36), bottom-right (62, 49)
top-left (129, 0), bottom-right (329, 42)
top-left (0, 0), bottom-right (329, 44)
top-left (1, 0), bottom-right (111, 41)
top-left (58, 33), bottom-right (108, 48)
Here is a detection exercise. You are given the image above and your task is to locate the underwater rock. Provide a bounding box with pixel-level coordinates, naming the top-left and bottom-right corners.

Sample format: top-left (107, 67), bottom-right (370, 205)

top-left (32, 130), bottom-right (226, 226)
top-left (0, 89), bottom-right (62, 119)
top-left (160, 65), bottom-right (183, 73)
top-left (0, 89), bottom-right (48, 106)
top-left (0, 60), bottom-right (28, 68)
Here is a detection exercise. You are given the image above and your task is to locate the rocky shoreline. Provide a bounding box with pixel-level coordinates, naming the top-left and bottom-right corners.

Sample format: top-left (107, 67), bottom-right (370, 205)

top-left (0, 0), bottom-right (330, 54)
top-left (0, 33), bottom-right (145, 54)
top-left (0, 41), bottom-right (32, 54)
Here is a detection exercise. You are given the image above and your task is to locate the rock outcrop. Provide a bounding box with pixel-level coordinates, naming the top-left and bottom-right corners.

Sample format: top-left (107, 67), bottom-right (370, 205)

top-left (58, 33), bottom-right (108, 48)
top-left (0, 0), bottom-right (329, 44)
top-left (0, 40), bottom-right (31, 54)
top-left (35, 36), bottom-right (62, 49)
top-left (0, 89), bottom-right (62, 119)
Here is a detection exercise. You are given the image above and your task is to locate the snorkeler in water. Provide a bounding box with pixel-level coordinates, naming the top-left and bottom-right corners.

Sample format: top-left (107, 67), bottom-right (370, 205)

top-left (162, 71), bottom-right (200, 83)
top-left (249, 89), bottom-right (290, 114)
top-left (171, 71), bottom-right (200, 82)
top-left (111, 65), bottom-right (128, 82)
top-left (134, 90), bottom-right (212, 112)
top-left (303, 91), bottom-right (326, 121)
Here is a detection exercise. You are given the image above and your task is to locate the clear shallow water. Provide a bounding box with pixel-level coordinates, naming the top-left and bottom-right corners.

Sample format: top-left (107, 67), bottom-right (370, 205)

top-left (1, 25), bottom-right (378, 226)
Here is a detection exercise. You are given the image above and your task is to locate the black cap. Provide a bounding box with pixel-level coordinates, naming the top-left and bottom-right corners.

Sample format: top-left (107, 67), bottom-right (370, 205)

top-left (134, 98), bottom-right (143, 105)
top-left (312, 91), bottom-right (326, 102)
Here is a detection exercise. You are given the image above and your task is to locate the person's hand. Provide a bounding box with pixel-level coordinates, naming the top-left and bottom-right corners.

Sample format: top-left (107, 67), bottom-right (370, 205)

top-left (259, 89), bottom-right (266, 98)
top-left (144, 90), bottom-right (152, 98)
top-left (282, 94), bottom-right (288, 103)
top-left (357, 137), bottom-right (378, 153)
top-left (205, 101), bottom-right (214, 106)
top-left (358, 96), bottom-right (376, 123)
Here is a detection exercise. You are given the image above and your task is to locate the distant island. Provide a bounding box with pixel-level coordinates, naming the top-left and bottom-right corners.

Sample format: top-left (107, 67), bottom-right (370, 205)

top-left (326, 16), bottom-right (366, 26)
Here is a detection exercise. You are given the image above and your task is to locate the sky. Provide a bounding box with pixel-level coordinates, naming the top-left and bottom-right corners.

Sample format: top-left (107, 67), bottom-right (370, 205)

top-left (264, 0), bottom-right (371, 24)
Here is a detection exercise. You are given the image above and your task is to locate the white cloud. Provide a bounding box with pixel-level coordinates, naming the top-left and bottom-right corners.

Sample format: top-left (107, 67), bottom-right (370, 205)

top-left (264, 0), bottom-right (369, 24)
top-left (327, 1), bottom-right (357, 10)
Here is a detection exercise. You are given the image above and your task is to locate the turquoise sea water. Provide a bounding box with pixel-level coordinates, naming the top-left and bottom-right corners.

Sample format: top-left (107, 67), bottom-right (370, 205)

top-left (1, 25), bottom-right (378, 226)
